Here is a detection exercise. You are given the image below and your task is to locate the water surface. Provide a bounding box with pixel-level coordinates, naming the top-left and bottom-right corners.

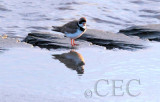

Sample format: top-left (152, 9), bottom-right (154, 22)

top-left (0, 0), bottom-right (160, 101)
top-left (0, 0), bottom-right (160, 37)
top-left (0, 43), bottom-right (160, 101)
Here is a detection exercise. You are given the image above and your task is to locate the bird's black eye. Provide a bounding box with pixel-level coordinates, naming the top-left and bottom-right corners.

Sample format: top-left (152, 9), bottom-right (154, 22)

top-left (79, 21), bottom-right (85, 24)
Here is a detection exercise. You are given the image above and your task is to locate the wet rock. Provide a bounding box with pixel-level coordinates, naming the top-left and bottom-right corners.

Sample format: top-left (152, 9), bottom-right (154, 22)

top-left (119, 24), bottom-right (160, 41)
top-left (0, 37), bottom-right (31, 49)
top-left (24, 29), bottom-right (146, 50)
top-left (0, 48), bottom-right (6, 53)
top-left (2, 34), bottom-right (8, 39)
top-left (81, 29), bottom-right (146, 50)
top-left (23, 32), bottom-right (90, 50)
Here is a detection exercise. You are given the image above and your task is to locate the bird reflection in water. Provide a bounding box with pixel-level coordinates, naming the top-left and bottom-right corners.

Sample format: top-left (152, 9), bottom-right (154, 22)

top-left (52, 50), bottom-right (85, 75)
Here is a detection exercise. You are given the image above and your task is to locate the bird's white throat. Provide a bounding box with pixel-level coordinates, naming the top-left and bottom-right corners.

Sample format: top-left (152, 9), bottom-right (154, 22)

top-left (78, 23), bottom-right (86, 29)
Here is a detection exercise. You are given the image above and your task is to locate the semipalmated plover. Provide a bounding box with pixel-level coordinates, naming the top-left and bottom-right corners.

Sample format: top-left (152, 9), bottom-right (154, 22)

top-left (52, 17), bottom-right (87, 46)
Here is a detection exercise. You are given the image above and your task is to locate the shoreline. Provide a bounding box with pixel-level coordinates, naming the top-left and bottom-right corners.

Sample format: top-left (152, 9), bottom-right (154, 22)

top-left (1, 24), bottom-right (160, 51)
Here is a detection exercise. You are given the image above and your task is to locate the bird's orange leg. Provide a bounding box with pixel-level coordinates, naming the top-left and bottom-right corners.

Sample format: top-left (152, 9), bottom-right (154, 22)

top-left (71, 39), bottom-right (74, 46)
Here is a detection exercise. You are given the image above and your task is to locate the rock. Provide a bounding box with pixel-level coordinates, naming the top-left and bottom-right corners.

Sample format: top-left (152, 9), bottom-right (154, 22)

top-left (23, 32), bottom-right (91, 50)
top-left (81, 29), bottom-right (145, 50)
top-left (0, 37), bottom-right (31, 49)
top-left (119, 24), bottom-right (160, 41)
top-left (2, 34), bottom-right (8, 39)
top-left (24, 29), bottom-right (146, 50)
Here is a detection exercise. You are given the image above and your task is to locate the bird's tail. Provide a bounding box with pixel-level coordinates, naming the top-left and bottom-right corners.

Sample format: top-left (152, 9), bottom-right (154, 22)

top-left (52, 26), bottom-right (61, 32)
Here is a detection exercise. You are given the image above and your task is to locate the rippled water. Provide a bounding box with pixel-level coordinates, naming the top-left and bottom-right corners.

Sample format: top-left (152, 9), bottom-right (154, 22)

top-left (0, 0), bottom-right (160, 37)
top-left (0, 0), bottom-right (160, 101)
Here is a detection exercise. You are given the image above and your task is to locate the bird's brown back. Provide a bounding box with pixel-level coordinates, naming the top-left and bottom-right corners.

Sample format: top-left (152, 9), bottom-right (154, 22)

top-left (60, 20), bottom-right (79, 34)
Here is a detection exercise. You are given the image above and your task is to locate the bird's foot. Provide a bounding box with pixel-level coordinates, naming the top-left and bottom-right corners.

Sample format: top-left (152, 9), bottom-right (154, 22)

top-left (73, 43), bottom-right (79, 46)
top-left (71, 39), bottom-right (79, 46)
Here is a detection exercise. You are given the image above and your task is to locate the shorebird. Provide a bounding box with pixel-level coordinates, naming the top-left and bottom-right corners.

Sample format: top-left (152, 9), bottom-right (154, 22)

top-left (52, 17), bottom-right (87, 46)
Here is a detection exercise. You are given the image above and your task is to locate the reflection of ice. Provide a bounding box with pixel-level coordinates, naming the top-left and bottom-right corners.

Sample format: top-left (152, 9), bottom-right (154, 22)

top-left (53, 50), bottom-right (85, 74)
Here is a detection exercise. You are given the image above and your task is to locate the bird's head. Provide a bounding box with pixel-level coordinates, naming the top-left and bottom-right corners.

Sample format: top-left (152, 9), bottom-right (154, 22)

top-left (78, 17), bottom-right (87, 28)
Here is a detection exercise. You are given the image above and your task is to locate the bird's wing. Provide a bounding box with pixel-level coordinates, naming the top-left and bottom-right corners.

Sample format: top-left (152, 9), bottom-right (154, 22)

top-left (61, 20), bottom-right (78, 34)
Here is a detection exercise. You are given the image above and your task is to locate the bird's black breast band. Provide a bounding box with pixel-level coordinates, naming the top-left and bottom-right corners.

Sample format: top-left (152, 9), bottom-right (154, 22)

top-left (77, 23), bottom-right (85, 31)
